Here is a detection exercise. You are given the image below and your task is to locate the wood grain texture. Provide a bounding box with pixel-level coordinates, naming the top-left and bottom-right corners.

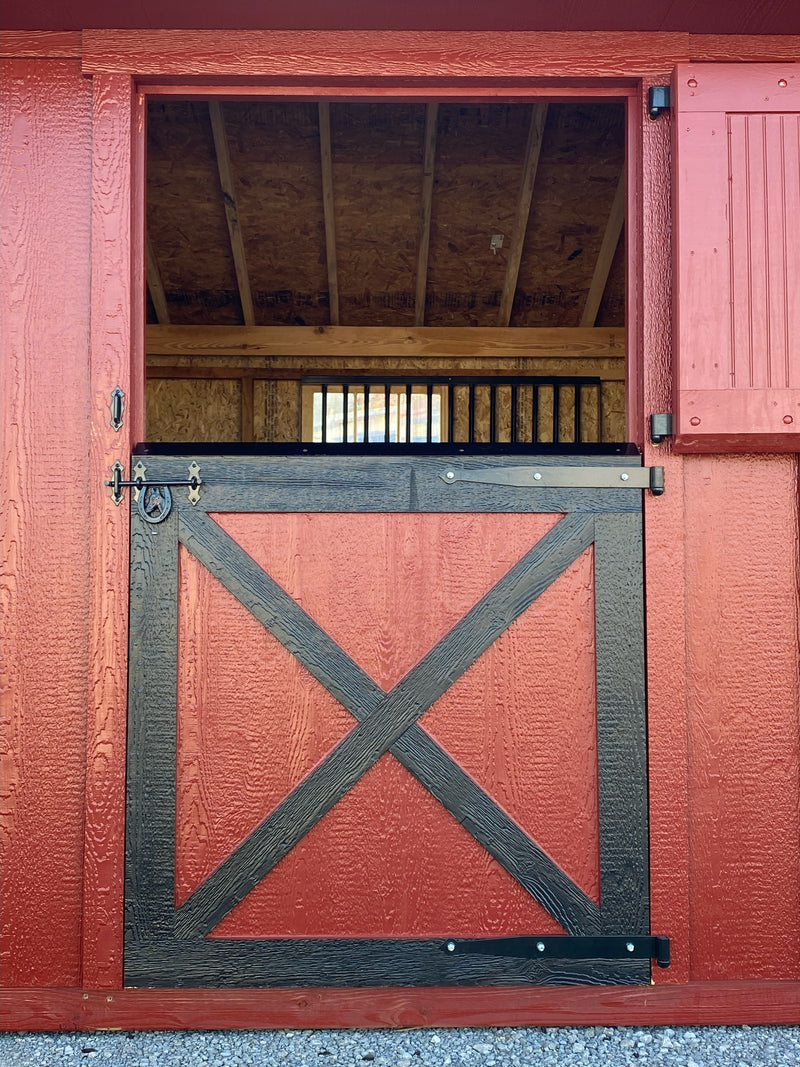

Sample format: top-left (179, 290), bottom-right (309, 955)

top-left (125, 515), bottom-right (180, 946)
top-left (637, 76), bottom-right (692, 986)
top-left (174, 513), bottom-right (598, 939)
top-left (318, 102), bottom-right (340, 325)
top-left (413, 103), bottom-right (437, 326)
top-left (136, 454), bottom-right (644, 516)
top-left (146, 325), bottom-right (626, 358)
top-left (80, 30), bottom-right (689, 77)
top-left (580, 171), bottom-right (625, 327)
top-left (673, 64), bottom-right (800, 450)
top-left (0, 31), bottom-right (82, 57)
top-left (84, 72), bottom-right (138, 989)
top-left (173, 509), bottom-right (597, 940)
top-left (683, 454), bottom-right (800, 981)
top-left (5, 980), bottom-right (800, 1030)
top-left (208, 101), bottom-right (254, 326)
top-left (592, 513), bottom-right (648, 935)
top-left (126, 938), bottom-right (645, 988)
top-left (0, 58), bottom-right (92, 988)
top-left (498, 104), bottom-right (547, 327)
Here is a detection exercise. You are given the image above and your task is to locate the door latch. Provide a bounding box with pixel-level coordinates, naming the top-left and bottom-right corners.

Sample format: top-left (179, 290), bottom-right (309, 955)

top-left (105, 460), bottom-right (202, 520)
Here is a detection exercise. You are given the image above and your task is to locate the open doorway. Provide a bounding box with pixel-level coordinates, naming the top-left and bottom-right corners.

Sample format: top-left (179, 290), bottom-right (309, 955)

top-left (144, 99), bottom-right (627, 449)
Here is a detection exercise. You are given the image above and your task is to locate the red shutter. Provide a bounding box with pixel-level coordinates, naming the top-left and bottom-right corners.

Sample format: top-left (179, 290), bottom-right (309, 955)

top-left (673, 64), bottom-right (800, 452)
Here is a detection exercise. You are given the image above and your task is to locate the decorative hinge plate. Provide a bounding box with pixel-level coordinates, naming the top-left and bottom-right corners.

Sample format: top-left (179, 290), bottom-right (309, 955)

top-left (440, 465), bottom-right (665, 495)
top-left (105, 460), bottom-right (202, 518)
top-left (443, 935), bottom-right (671, 968)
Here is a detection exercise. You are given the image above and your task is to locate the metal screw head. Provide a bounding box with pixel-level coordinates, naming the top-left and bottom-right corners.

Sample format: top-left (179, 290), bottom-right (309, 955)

top-left (533, 472), bottom-right (542, 481)
top-left (446, 941), bottom-right (456, 952)
top-left (620, 472), bottom-right (629, 481)
top-left (626, 942), bottom-right (635, 952)
top-left (445, 471), bottom-right (455, 480)
top-left (536, 941), bottom-right (546, 952)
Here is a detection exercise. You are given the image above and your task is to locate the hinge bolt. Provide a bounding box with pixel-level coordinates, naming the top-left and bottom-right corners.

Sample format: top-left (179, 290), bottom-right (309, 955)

top-left (446, 941), bottom-right (456, 952)
top-left (536, 941), bottom-right (546, 952)
top-left (620, 472), bottom-right (629, 481)
top-left (533, 472), bottom-right (542, 481)
top-left (626, 942), bottom-right (635, 952)
top-left (445, 470), bottom-right (455, 481)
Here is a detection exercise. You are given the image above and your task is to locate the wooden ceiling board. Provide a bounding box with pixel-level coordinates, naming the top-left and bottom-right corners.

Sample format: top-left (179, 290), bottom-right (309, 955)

top-left (222, 102), bottom-right (329, 326)
top-left (147, 101), bottom-right (241, 324)
top-left (331, 104), bottom-right (425, 327)
top-left (424, 104), bottom-right (532, 327)
top-left (145, 99), bottom-right (626, 333)
top-left (513, 104), bottom-right (625, 327)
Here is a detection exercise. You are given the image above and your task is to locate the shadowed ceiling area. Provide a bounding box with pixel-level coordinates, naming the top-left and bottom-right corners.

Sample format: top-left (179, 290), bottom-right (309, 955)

top-left (146, 100), bottom-right (626, 331)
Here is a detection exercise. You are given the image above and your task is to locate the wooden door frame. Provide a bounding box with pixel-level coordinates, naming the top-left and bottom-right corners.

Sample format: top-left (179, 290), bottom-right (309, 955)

top-left (83, 28), bottom-right (700, 1020)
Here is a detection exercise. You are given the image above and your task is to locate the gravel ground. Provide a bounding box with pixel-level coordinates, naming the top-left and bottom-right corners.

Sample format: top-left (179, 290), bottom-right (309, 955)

top-left (1, 1026), bottom-right (799, 1067)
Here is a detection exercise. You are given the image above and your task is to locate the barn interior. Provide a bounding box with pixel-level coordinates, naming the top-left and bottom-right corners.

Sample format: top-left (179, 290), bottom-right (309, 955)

top-left (144, 98), bottom-right (628, 449)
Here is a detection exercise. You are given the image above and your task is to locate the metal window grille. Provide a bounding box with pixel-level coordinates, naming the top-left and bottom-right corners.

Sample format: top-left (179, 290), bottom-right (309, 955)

top-left (302, 375), bottom-right (605, 445)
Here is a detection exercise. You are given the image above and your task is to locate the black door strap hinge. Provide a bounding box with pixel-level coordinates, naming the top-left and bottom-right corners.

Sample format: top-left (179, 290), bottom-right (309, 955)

top-left (648, 86), bottom-right (671, 120)
top-left (105, 459), bottom-right (202, 520)
top-left (440, 464), bottom-right (665, 496)
top-left (442, 935), bottom-right (671, 968)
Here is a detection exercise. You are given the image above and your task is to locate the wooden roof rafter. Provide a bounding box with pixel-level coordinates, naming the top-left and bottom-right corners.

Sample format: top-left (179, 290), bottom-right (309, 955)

top-left (145, 232), bottom-right (170, 324)
top-left (414, 102), bottom-right (438, 327)
top-left (580, 170), bottom-right (626, 327)
top-left (318, 101), bottom-right (340, 326)
top-left (498, 102), bottom-right (548, 328)
top-left (208, 99), bottom-right (255, 326)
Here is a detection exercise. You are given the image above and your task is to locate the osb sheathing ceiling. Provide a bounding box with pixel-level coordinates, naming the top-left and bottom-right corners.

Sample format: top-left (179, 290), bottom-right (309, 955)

top-left (145, 100), bottom-right (626, 332)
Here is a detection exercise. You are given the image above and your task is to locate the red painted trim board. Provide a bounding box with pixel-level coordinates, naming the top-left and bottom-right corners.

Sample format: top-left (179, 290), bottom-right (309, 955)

top-left (3, 983), bottom-right (800, 1030)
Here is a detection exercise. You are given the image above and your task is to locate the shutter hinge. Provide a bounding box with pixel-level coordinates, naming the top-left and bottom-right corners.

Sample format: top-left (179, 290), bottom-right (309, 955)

top-left (650, 412), bottom-right (674, 444)
top-left (648, 85), bottom-right (671, 120)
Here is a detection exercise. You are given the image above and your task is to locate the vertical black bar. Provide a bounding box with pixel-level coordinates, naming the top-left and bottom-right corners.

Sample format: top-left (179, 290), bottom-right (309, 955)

top-left (343, 384), bottom-right (350, 443)
top-left (510, 384), bottom-right (518, 443)
top-left (553, 384), bottom-right (561, 444)
top-left (405, 384), bottom-right (412, 443)
top-left (364, 384), bottom-right (370, 444)
top-left (598, 382), bottom-right (605, 443)
top-left (384, 383), bottom-right (391, 443)
top-left (426, 382), bottom-right (434, 443)
top-left (489, 385), bottom-right (497, 444)
top-left (593, 510), bottom-right (649, 947)
top-left (468, 385), bottom-right (475, 443)
top-left (532, 384), bottom-right (539, 444)
top-left (574, 384), bottom-right (582, 444)
top-left (447, 383), bottom-right (454, 444)
top-left (320, 384), bottom-right (328, 444)
top-left (125, 504), bottom-right (179, 958)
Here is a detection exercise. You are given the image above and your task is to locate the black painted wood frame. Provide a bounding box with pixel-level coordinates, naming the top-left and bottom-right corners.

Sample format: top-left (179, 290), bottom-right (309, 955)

top-left (125, 454), bottom-right (649, 988)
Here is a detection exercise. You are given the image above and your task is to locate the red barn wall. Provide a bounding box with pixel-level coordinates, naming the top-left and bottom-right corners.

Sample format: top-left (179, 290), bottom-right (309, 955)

top-left (1, 34), bottom-right (799, 1025)
top-left (0, 58), bottom-right (93, 987)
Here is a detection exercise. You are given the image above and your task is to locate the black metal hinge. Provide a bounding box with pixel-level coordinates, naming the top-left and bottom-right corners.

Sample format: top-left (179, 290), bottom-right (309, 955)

top-left (650, 412), bottom-right (674, 444)
top-left (648, 86), bottom-right (671, 120)
top-left (442, 935), bottom-right (671, 968)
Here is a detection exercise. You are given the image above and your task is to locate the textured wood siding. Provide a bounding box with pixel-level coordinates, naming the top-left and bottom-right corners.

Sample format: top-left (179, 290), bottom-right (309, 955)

top-left (0, 59), bottom-right (93, 986)
top-left (673, 63), bottom-right (800, 450)
top-left (1, 34), bottom-right (800, 1026)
